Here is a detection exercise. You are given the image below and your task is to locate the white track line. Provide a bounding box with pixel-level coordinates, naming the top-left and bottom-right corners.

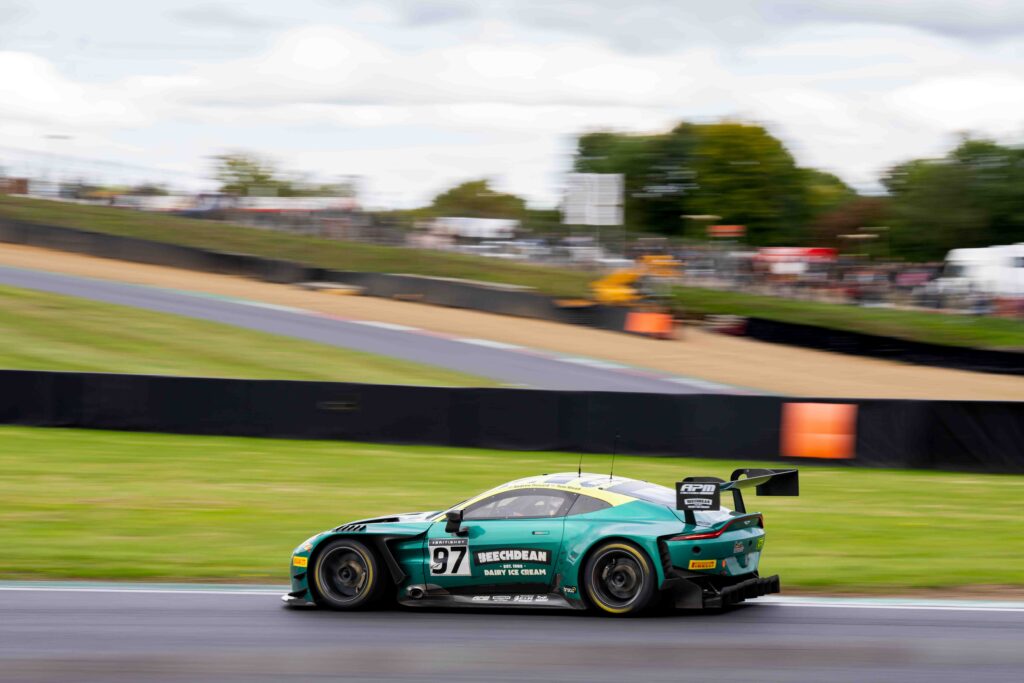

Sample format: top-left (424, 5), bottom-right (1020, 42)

top-left (560, 357), bottom-right (629, 370)
top-left (759, 596), bottom-right (1024, 613)
top-left (663, 377), bottom-right (742, 392)
top-left (0, 586), bottom-right (282, 596)
top-left (1, 584), bottom-right (1022, 612)
top-left (457, 338), bottom-right (524, 351)
top-left (349, 320), bottom-right (419, 331)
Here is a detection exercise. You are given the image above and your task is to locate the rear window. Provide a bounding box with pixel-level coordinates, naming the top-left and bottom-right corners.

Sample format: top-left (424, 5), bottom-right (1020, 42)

top-left (566, 495), bottom-right (611, 516)
top-left (609, 480), bottom-right (736, 525)
top-left (607, 481), bottom-right (677, 507)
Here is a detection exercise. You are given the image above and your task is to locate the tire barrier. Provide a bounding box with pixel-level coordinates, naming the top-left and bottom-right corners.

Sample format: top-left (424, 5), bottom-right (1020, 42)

top-left (1, 370), bottom-right (1020, 473)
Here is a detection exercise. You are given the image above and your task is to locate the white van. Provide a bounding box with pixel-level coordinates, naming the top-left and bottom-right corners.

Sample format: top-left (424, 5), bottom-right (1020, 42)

top-left (936, 244), bottom-right (1024, 297)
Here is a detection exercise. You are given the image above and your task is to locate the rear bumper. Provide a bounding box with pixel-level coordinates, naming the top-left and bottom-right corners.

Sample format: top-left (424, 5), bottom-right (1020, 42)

top-left (665, 572), bottom-right (781, 609)
top-left (281, 591), bottom-right (316, 609)
top-left (703, 575), bottom-right (780, 608)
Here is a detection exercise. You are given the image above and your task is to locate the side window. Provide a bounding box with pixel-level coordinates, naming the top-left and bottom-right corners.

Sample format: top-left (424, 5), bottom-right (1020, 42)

top-left (566, 495), bottom-right (612, 517)
top-left (463, 489), bottom-right (575, 521)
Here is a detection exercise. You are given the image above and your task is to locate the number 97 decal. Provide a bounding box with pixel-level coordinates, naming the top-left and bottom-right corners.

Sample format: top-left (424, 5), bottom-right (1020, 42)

top-left (429, 539), bottom-right (471, 576)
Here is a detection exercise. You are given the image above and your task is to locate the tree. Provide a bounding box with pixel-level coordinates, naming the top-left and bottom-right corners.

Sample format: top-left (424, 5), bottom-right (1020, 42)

top-left (576, 125), bottom-right (699, 235)
top-left (428, 179), bottom-right (526, 219)
top-left (883, 159), bottom-right (988, 260)
top-left (572, 121), bottom-right (851, 244)
top-left (882, 136), bottom-right (1024, 260)
top-left (810, 196), bottom-right (889, 248)
top-left (128, 183), bottom-right (170, 196)
top-left (687, 122), bottom-right (812, 244)
top-left (212, 152), bottom-right (289, 197)
top-left (212, 152), bottom-right (355, 198)
top-left (949, 138), bottom-right (1024, 246)
top-left (801, 169), bottom-right (857, 220)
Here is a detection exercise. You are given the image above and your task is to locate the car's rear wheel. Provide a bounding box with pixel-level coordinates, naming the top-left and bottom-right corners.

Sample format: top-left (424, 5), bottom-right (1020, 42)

top-left (309, 538), bottom-right (382, 610)
top-left (583, 541), bottom-right (657, 616)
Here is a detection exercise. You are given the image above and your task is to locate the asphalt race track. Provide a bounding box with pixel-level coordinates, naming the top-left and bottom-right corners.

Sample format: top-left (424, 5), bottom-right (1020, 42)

top-left (0, 265), bottom-right (740, 394)
top-left (1, 585), bottom-right (1021, 683)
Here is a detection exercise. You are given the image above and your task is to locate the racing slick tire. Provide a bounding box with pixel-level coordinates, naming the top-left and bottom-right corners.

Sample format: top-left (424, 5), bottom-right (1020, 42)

top-left (582, 540), bottom-right (657, 616)
top-left (308, 538), bottom-right (383, 610)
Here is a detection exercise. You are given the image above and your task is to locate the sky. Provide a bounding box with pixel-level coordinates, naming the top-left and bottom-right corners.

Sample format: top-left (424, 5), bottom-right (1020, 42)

top-left (2, 0), bottom-right (1024, 207)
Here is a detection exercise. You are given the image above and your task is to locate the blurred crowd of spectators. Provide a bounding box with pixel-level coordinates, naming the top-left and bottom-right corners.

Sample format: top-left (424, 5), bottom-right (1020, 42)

top-left (662, 245), bottom-right (1023, 318)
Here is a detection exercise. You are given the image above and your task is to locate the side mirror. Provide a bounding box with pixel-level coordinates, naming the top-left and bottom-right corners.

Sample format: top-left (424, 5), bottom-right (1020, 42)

top-left (445, 509), bottom-right (466, 536)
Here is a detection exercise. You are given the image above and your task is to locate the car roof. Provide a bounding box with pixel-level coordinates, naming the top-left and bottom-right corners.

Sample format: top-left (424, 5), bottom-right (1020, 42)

top-left (453, 472), bottom-right (668, 510)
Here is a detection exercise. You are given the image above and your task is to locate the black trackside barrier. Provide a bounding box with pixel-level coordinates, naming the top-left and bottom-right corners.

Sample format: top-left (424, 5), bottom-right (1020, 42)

top-left (744, 317), bottom-right (1023, 377)
top-left (1, 370), bottom-right (1021, 473)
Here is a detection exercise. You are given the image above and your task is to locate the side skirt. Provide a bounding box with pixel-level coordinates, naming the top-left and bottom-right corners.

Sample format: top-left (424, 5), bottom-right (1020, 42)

top-left (398, 592), bottom-right (580, 610)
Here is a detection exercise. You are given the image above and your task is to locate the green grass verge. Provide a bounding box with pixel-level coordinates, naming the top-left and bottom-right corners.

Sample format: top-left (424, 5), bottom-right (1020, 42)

top-left (0, 195), bottom-right (592, 296)
top-left (674, 286), bottom-right (1024, 351)
top-left (0, 284), bottom-right (491, 386)
top-left (2, 426), bottom-right (1021, 590)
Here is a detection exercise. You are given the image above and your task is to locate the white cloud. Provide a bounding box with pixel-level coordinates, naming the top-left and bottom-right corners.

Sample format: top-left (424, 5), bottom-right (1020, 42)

top-left (2, 1), bottom-right (1024, 205)
top-left (172, 3), bottom-right (274, 30)
top-left (890, 73), bottom-right (1024, 133)
top-left (156, 26), bottom-right (711, 111)
top-left (0, 51), bottom-right (145, 129)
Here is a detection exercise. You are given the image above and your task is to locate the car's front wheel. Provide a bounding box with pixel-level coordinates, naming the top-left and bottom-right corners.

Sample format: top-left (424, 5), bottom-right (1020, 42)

top-left (309, 538), bottom-right (382, 610)
top-left (582, 541), bottom-right (657, 616)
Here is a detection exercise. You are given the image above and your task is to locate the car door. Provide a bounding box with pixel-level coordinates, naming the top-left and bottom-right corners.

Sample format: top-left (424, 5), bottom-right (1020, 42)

top-left (424, 488), bottom-right (575, 597)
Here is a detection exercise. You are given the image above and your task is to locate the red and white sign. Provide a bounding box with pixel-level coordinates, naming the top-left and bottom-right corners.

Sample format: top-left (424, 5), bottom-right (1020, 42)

top-left (708, 224), bottom-right (745, 238)
top-left (755, 247), bottom-right (837, 263)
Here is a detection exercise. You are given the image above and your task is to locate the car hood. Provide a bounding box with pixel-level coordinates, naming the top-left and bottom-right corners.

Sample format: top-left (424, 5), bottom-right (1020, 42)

top-left (338, 510), bottom-right (440, 528)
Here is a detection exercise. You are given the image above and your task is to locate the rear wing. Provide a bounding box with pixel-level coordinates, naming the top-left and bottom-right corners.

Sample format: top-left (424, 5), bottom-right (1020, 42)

top-left (675, 469), bottom-right (798, 524)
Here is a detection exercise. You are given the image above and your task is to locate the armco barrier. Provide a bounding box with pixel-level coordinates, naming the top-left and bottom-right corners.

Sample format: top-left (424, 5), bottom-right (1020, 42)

top-left (322, 271), bottom-right (633, 332)
top-left (1, 370), bottom-right (1020, 473)
top-left (0, 219), bottom-right (318, 284)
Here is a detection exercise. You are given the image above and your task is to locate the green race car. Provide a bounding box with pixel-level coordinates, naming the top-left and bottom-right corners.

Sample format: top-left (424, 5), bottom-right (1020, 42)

top-left (283, 468), bottom-right (798, 616)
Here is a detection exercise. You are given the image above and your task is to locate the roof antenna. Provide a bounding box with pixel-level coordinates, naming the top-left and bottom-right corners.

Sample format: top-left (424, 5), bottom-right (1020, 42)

top-left (579, 393), bottom-right (591, 479)
top-left (609, 433), bottom-right (620, 481)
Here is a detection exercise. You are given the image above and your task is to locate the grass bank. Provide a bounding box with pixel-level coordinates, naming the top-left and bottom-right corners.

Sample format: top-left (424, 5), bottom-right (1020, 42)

top-left (0, 284), bottom-right (491, 386)
top-left (0, 195), bottom-right (592, 296)
top-left (1, 426), bottom-right (1021, 591)
top-left (4, 195), bottom-right (1020, 351)
top-left (674, 286), bottom-right (1024, 351)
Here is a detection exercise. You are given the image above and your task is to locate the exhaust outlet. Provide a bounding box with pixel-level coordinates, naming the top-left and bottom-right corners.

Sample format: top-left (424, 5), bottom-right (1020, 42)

top-left (407, 587), bottom-right (425, 599)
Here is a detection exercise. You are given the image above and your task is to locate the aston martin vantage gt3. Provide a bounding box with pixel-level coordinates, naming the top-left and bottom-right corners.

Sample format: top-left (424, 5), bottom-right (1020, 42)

top-left (283, 468), bottom-right (798, 616)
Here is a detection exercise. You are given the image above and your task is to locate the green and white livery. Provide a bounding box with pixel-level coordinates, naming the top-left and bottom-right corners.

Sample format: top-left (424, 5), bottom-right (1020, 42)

top-left (284, 468), bottom-right (798, 616)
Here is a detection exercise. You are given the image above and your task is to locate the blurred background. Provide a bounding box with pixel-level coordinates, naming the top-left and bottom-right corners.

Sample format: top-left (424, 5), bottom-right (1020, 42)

top-left (0, 2), bottom-right (1022, 682)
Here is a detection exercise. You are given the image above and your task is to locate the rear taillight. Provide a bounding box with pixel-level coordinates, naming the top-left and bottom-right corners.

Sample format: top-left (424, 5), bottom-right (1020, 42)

top-left (668, 529), bottom-right (724, 541)
top-left (668, 515), bottom-right (763, 541)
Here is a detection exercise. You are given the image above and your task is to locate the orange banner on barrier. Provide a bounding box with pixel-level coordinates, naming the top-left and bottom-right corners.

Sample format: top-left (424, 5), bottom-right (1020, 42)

top-left (781, 402), bottom-right (856, 460)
